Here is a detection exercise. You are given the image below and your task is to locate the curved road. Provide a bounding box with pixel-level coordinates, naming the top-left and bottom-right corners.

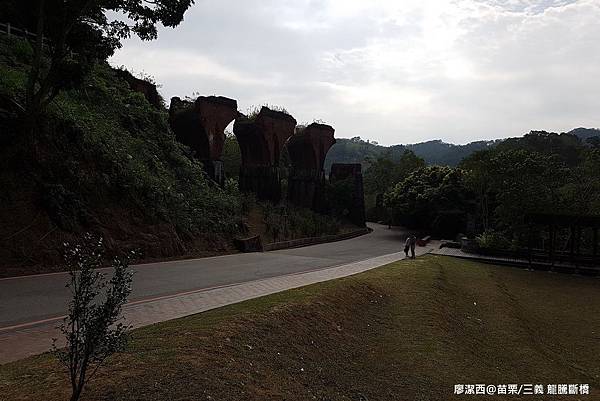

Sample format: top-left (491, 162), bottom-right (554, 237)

top-left (0, 223), bottom-right (407, 330)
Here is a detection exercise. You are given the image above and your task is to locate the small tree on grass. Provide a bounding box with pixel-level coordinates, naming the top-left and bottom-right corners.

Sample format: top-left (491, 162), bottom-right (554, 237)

top-left (53, 234), bottom-right (134, 401)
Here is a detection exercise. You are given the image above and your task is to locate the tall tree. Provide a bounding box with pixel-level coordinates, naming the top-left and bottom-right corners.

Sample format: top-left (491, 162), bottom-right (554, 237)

top-left (384, 165), bottom-right (472, 236)
top-left (364, 149), bottom-right (425, 195)
top-left (7, 0), bottom-right (194, 139)
top-left (474, 149), bottom-right (567, 240)
top-left (460, 149), bottom-right (494, 231)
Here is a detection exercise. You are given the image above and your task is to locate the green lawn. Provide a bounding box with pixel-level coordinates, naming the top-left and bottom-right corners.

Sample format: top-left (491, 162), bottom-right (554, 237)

top-left (1, 255), bottom-right (600, 400)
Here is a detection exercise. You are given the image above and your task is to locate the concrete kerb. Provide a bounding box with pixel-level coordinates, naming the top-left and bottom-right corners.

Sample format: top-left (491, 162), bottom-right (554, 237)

top-left (263, 227), bottom-right (372, 251)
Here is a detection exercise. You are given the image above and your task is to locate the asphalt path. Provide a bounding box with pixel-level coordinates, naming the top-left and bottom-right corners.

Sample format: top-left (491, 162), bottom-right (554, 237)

top-left (0, 223), bottom-right (407, 329)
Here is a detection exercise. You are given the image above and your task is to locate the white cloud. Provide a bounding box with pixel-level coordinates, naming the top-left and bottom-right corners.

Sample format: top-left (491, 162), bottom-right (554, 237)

top-left (110, 0), bottom-right (600, 145)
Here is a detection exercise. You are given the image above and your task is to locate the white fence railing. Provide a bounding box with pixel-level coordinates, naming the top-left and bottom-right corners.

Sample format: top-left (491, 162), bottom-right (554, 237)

top-left (0, 22), bottom-right (50, 46)
top-left (0, 22), bottom-right (83, 58)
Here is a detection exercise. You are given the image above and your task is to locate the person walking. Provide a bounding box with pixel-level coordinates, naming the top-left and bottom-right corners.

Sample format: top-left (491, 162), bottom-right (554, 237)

top-left (409, 234), bottom-right (416, 259)
top-left (404, 234), bottom-right (417, 259)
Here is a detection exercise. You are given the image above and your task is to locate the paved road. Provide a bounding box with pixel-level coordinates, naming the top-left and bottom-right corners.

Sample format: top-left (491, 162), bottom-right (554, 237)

top-left (0, 223), bottom-right (407, 330)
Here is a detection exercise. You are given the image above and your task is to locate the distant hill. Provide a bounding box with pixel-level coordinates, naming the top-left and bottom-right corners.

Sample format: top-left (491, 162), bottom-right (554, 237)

top-left (324, 137), bottom-right (500, 172)
top-left (324, 137), bottom-right (396, 173)
top-left (324, 128), bottom-right (599, 172)
top-left (567, 127), bottom-right (600, 142)
top-left (405, 139), bottom-right (501, 166)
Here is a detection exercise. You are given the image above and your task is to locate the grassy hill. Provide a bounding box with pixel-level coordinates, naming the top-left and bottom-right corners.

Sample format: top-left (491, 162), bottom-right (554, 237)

top-left (2, 255), bottom-right (599, 400)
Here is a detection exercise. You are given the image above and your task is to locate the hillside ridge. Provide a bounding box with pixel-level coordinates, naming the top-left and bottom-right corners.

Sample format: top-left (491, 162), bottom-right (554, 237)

top-left (324, 128), bottom-right (598, 171)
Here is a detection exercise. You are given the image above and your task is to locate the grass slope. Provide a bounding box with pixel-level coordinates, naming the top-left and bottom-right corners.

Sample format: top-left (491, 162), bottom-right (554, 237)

top-left (2, 256), bottom-right (600, 400)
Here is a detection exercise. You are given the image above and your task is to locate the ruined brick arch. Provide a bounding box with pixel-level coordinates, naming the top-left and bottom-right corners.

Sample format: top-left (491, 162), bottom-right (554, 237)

top-left (169, 95), bottom-right (238, 185)
top-left (286, 123), bottom-right (336, 210)
top-left (167, 94), bottom-right (338, 211)
top-left (286, 140), bottom-right (318, 172)
top-left (169, 99), bottom-right (210, 158)
top-left (233, 106), bottom-right (297, 202)
top-left (234, 122), bottom-right (271, 167)
top-left (286, 123), bottom-right (336, 172)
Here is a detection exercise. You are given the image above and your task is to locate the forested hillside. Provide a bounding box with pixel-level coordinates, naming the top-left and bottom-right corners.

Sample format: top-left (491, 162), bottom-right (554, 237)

top-left (324, 129), bottom-right (599, 172)
top-left (384, 131), bottom-right (600, 249)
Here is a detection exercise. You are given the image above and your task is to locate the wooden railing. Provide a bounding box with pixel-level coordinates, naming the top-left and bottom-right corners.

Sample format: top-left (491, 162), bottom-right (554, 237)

top-left (0, 22), bottom-right (49, 46)
top-left (0, 22), bottom-right (82, 58)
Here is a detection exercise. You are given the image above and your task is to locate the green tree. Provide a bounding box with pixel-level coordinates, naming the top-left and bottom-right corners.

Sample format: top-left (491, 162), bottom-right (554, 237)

top-left (460, 149), bottom-right (494, 231)
top-left (496, 131), bottom-right (584, 166)
top-left (486, 149), bottom-right (566, 238)
top-left (53, 234), bottom-right (134, 401)
top-left (561, 148), bottom-right (600, 216)
top-left (384, 165), bottom-right (472, 236)
top-left (6, 0), bottom-right (193, 139)
top-left (364, 149), bottom-right (425, 196)
top-left (222, 130), bottom-right (241, 179)
top-left (587, 136), bottom-right (600, 149)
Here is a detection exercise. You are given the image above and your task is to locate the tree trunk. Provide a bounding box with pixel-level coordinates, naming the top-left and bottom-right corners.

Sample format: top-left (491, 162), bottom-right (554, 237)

top-left (23, 0), bottom-right (46, 153)
top-left (70, 384), bottom-right (84, 401)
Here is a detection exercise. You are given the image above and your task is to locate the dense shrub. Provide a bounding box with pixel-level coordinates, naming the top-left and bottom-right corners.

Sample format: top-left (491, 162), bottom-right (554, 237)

top-left (262, 203), bottom-right (341, 242)
top-left (384, 165), bottom-right (473, 236)
top-left (37, 63), bottom-right (244, 237)
top-left (476, 230), bottom-right (512, 251)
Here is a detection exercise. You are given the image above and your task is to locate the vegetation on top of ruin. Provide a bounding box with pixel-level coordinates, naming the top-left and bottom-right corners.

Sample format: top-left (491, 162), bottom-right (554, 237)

top-left (245, 103), bottom-right (291, 121)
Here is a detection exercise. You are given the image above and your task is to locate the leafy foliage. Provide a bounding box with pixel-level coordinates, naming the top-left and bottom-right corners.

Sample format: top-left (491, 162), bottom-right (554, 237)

top-left (324, 129), bottom-right (595, 174)
top-left (245, 104), bottom-right (290, 121)
top-left (364, 150), bottom-right (425, 196)
top-left (459, 131), bottom-right (600, 246)
top-left (486, 149), bottom-right (566, 237)
top-left (1, 0), bottom-right (194, 139)
top-left (42, 63), bottom-right (243, 237)
top-left (324, 137), bottom-right (388, 173)
top-left (0, 36), bottom-right (243, 265)
top-left (53, 234), bottom-right (134, 401)
top-left (384, 165), bottom-right (473, 237)
top-left (222, 130), bottom-right (242, 179)
top-left (262, 203), bottom-right (341, 242)
top-left (495, 131), bottom-right (583, 166)
top-left (476, 230), bottom-right (512, 251)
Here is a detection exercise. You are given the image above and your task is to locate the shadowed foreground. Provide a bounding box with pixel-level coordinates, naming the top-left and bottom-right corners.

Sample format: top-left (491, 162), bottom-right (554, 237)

top-left (1, 255), bottom-right (599, 401)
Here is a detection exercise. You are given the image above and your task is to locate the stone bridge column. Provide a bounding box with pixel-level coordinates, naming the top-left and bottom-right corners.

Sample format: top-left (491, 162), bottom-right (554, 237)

top-left (286, 123), bottom-right (336, 211)
top-left (330, 163), bottom-right (366, 227)
top-left (233, 107), bottom-right (296, 202)
top-left (169, 95), bottom-right (238, 185)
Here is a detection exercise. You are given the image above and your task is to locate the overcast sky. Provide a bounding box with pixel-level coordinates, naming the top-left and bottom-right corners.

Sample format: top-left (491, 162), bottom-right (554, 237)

top-left (110, 0), bottom-right (600, 145)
